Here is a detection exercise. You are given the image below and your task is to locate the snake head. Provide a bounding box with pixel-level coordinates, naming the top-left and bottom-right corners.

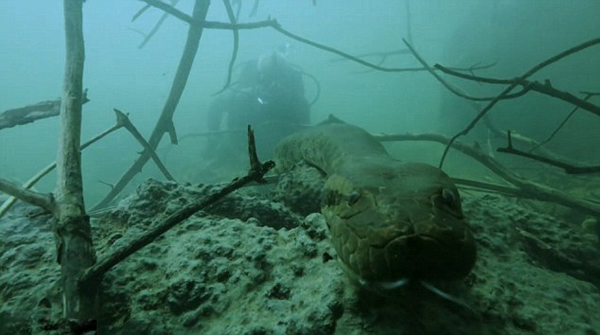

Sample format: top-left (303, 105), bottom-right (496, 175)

top-left (323, 162), bottom-right (476, 293)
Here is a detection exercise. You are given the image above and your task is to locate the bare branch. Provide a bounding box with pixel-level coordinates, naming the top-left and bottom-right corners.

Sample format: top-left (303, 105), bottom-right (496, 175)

top-left (374, 132), bottom-right (600, 217)
top-left (0, 178), bottom-right (55, 214)
top-left (437, 36), bottom-right (600, 169)
top-left (139, 0), bottom-right (493, 75)
top-left (137, 0), bottom-right (181, 49)
top-left (114, 109), bottom-right (175, 182)
top-left (529, 93), bottom-right (597, 151)
top-left (403, 39), bottom-right (529, 101)
top-left (434, 64), bottom-right (600, 117)
top-left (132, 4), bottom-right (151, 22)
top-left (0, 90), bottom-right (89, 130)
top-left (0, 121), bottom-right (123, 218)
top-left (139, 0), bottom-right (192, 23)
top-left (92, 0), bottom-right (210, 211)
top-left (213, 0), bottom-right (240, 95)
top-left (80, 125), bottom-right (274, 286)
top-left (497, 131), bottom-right (600, 174)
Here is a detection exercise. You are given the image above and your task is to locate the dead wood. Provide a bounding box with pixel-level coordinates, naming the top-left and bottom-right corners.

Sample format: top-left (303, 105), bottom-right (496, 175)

top-left (213, 0), bottom-right (240, 95)
top-left (374, 133), bottom-right (600, 217)
top-left (113, 109), bottom-right (175, 182)
top-left (434, 64), bottom-right (600, 117)
top-left (0, 109), bottom-right (172, 218)
top-left (529, 92), bottom-right (599, 152)
top-left (92, 0), bottom-right (210, 211)
top-left (0, 178), bottom-right (55, 214)
top-left (54, 0), bottom-right (97, 322)
top-left (80, 126), bottom-right (274, 286)
top-left (432, 36), bottom-right (600, 169)
top-left (0, 90), bottom-right (89, 130)
top-left (403, 39), bottom-right (527, 101)
top-left (140, 0), bottom-right (491, 75)
top-left (132, 4), bottom-right (151, 22)
top-left (401, 39), bottom-right (578, 170)
top-left (135, 0), bottom-right (181, 49)
top-left (498, 131), bottom-right (600, 174)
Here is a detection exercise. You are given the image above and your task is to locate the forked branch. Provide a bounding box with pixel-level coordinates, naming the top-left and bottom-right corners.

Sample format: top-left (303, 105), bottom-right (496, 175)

top-left (497, 131), bottom-right (600, 174)
top-left (80, 125), bottom-right (274, 285)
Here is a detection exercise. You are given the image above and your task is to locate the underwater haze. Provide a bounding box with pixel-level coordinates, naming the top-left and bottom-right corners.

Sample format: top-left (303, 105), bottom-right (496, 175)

top-left (1, 1), bottom-right (599, 205)
top-left (1, 1), bottom-right (600, 334)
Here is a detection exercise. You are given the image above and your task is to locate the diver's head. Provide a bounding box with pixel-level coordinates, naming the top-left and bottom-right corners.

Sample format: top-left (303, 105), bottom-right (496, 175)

top-left (257, 50), bottom-right (287, 84)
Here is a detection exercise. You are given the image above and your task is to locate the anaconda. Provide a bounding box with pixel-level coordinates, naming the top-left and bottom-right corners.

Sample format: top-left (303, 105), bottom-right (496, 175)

top-left (274, 121), bottom-right (476, 292)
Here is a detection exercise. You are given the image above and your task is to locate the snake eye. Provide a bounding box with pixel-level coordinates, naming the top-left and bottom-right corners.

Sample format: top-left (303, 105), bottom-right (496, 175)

top-left (348, 190), bottom-right (361, 206)
top-left (440, 188), bottom-right (459, 209)
top-left (442, 188), bottom-right (457, 208)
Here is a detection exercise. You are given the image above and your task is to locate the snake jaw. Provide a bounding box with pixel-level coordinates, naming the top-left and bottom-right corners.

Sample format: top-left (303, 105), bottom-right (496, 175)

top-left (326, 181), bottom-right (476, 289)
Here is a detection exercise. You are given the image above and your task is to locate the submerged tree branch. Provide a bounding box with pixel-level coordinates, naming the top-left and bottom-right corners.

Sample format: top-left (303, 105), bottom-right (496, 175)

top-left (375, 132), bottom-right (600, 217)
top-left (0, 107), bottom-right (171, 217)
top-left (114, 109), bottom-right (175, 182)
top-left (80, 125), bottom-right (274, 286)
top-left (497, 131), bottom-right (600, 174)
top-left (529, 93), bottom-right (597, 152)
top-left (135, 0), bottom-right (181, 49)
top-left (213, 0), bottom-right (240, 95)
top-left (0, 120), bottom-right (123, 218)
top-left (0, 179), bottom-right (55, 214)
top-left (140, 0), bottom-right (493, 75)
top-left (403, 39), bottom-right (528, 101)
top-left (436, 36), bottom-right (600, 169)
top-left (0, 90), bottom-right (89, 130)
top-left (93, 0), bottom-right (210, 211)
top-left (434, 64), bottom-right (600, 117)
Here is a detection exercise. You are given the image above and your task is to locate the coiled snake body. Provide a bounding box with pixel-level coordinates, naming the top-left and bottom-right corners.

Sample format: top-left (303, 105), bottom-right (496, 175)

top-left (275, 121), bottom-right (476, 292)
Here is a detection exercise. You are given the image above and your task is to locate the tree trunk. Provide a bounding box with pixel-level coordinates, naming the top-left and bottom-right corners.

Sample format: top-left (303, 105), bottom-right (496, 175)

top-left (55, 0), bottom-right (97, 322)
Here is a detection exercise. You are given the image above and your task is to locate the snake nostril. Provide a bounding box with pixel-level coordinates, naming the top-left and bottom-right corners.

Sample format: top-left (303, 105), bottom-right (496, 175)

top-left (348, 190), bottom-right (361, 206)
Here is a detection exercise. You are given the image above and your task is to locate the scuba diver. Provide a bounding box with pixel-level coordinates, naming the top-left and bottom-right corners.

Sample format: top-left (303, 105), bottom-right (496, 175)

top-left (206, 46), bottom-right (312, 160)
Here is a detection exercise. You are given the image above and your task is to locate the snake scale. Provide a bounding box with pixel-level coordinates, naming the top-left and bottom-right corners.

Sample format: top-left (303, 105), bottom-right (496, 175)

top-left (274, 120), bottom-right (476, 293)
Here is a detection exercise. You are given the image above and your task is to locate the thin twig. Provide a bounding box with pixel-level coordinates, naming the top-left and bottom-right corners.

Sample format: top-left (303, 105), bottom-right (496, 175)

top-left (139, 0), bottom-right (495, 75)
top-left (374, 132), bottom-right (600, 216)
top-left (114, 109), bottom-right (176, 182)
top-left (403, 39), bottom-right (529, 101)
top-left (213, 0), bottom-right (239, 95)
top-left (249, 0), bottom-right (260, 17)
top-left (529, 93), bottom-right (596, 151)
top-left (497, 131), bottom-right (600, 174)
top-left (435, 64), bottom-right (600, 117)
top-left (139, 0), bottom-right (193, 23)
top-left (273, 25), bottom-right (489, 73)
top-left (405, 0), bottom-right (413, 45)
top-left (92, 0), bottom-right (210, 211)
top-left (0, 121), bottom-right (123, 218)
top-left (132, 4), bottom-right (151, 22)
top-left (437, 36), bottom-right (600, 169)
top-left (137, 0), bottom-right (181, 49)
top-left (79, 125), bottom-right (274, 286)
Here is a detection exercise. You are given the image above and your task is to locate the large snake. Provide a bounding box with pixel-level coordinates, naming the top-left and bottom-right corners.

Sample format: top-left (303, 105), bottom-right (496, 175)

top-left (274, 120), bottom-right (476, 293)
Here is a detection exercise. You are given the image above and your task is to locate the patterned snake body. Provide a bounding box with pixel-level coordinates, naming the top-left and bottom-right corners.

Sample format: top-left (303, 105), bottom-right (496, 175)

top-left (275, 122), bottom-right (476, 291)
